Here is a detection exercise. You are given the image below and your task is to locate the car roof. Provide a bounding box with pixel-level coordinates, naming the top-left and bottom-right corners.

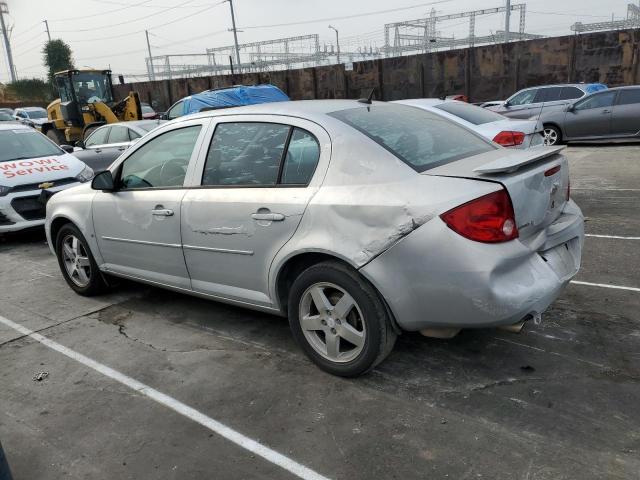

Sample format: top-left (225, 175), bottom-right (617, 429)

top-left (607, 85), bottom-right (640, 90)
top-left (519, 83), bottom-right (604, 91)
top-left (21, 106), bottom-right (46, 111)
top-left (176, 99), bottom-right (391, 126)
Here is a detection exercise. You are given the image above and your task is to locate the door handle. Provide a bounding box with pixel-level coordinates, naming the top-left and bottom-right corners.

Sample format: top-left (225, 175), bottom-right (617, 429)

top-left (152, 208), bottom-right (174, 217)
top-left (602, 109), bottom-right (611, 114)
top-left (94, 148), bottom-right (102, 153)
top-left (117, 146), bottom-right (127, 151)
top-left (251, 212), bottom-right (285, 222)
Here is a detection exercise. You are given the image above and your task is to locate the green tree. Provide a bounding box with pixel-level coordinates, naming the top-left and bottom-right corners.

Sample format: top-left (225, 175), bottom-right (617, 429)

top-left (42, 39), bottom-right (74, 84)
top-left (7, 78), bottom-right (52, 102)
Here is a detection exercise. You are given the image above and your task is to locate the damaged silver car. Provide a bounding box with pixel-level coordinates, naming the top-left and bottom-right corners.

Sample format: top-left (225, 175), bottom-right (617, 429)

top-left (45, 100), bottom-right (584, 377)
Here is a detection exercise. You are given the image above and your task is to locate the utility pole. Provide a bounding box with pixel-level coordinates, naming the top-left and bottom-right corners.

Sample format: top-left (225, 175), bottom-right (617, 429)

top-left (0, 1), bottom-right (17, 82)
top-left (328, 25), bottom-right (340, 64)
top-left (226, 0), bottom-right (241, 73)
top-left (145, 30), bottom-right (155, 81)
top-left (43, 19), bottom-right (51, 41)
top-left (504, 0), bottom-right (511, 43)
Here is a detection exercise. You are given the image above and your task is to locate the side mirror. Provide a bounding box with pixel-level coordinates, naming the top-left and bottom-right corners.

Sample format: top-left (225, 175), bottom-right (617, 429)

top-left (91, 170), bottom-right (115, 191)
top-left (60, 144), bottom-right (75, 153)
top-left (160, 112), bottom-right (168, 120)
top-left (76, 140), bottom-right (85, 149)
top-left (566, 104), bottom-right (575, 112)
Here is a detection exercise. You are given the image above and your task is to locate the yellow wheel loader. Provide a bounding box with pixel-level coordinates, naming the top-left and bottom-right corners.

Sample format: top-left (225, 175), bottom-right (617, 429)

top-left (42, 69), bottom-right (142, 145)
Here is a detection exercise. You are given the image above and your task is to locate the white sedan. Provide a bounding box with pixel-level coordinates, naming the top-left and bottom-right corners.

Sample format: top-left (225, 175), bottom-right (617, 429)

top-left (394, 99), bottom-right (544, 149)
top-left (0, 124), bottom-right (93, 232)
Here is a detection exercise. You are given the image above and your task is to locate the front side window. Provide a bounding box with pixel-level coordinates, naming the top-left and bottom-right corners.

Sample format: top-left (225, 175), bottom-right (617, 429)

top-left (508, 89), bottom-right (537, 106)
top-left (85, 127), bottom-right (109, 147)
top-left (329, 104), bottom-right (494, 172)
top-left (0, 130), bottom-right (62, 162)
top-left (120, 125), bottom-right (201, 189)
top-left (202, 122), bottom-right (290, 186)
top-left (108, 125), bottom-right (130, 144)
top-left (434, 102), bottom-right (505, 125)
top-left (617, 89), bottom-right (640, 106)
top-left (574, 92), bottom-right (617, 111)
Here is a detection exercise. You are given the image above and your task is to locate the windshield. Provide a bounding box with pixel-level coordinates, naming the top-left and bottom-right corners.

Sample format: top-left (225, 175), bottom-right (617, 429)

top-left (26, 110), bottom-right (47, 119)
top-left (72, 72), bottom-right (114, 104)
top-left (0, 130), bottom-right (62, 162)
top-left (329, 104), bottom-right (495, 172)
top-left (435, 102), bottom-right (505, 125)
top-left (141, 105), bottom-right (155, 114)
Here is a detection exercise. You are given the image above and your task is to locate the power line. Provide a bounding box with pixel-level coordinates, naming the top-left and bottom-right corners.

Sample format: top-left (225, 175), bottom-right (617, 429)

top-left (47, 0), bottom-right (156, 23)
top-left (238, 0), bottom-right (453, 29)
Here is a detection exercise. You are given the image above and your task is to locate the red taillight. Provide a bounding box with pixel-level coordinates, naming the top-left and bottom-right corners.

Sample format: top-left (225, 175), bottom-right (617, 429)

top-left (544, 165), bottom-right (561, 177)
top-left (492, 131), bottom-right (526, 147)
top-left (440, 190), bottom-right (519, 243)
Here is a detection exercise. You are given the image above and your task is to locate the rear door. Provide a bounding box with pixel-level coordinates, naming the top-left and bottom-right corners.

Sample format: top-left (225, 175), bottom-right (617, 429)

top-left (74, 126), bottom-right (112, 171)
top-left (563, 90), bottom-right (617, 139)
top-left (610, 89), bottom-right (640, 137)
top-left (181, 115), bottom-right (328, 307)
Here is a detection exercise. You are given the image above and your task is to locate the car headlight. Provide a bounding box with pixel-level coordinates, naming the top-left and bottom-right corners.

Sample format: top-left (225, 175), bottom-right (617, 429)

top-left (75, 165), bottom-right (94, 182)
top-left (0, 185), bottom-right (9, 197)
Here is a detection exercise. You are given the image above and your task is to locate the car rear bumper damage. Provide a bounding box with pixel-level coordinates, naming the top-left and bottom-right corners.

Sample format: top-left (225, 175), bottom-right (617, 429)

top-left (360, 200), bottom-right (584, 331)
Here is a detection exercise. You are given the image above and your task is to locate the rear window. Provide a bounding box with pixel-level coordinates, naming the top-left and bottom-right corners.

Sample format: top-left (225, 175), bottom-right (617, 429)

top-left (329, 104), bottom-right (494, 172)
top-left (434, 102), bottom-right (505, 125)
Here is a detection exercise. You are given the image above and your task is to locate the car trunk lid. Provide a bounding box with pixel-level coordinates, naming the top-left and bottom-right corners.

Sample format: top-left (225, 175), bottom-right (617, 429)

top-left (425, 146), bottom-right (569, 238)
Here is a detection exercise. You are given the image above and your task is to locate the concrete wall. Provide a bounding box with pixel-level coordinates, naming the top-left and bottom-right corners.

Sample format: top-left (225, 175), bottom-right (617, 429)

top-left (114, 29), bottom-right (640, 111)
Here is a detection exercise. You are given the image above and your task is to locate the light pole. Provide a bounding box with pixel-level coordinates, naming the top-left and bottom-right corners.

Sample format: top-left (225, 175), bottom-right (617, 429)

top-left (328, 25), bottom-right (340, 65)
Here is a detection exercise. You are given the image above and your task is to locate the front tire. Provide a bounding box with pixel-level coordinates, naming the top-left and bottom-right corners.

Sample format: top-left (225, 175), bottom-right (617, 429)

top-left (288, 261), bottom-right (396, 377)
top-left (55, 224), bottom-right (107, 296)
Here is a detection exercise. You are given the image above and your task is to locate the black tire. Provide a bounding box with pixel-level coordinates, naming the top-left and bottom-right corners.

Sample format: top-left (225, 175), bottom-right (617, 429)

top-left (288, 261), bottom-right (397, 377)
top-left (55, 223), bottom-right (108, 296)
top-left (46, 128), bottom-right (66, 145)
top-left (543, 125), bottom-right (562, 146)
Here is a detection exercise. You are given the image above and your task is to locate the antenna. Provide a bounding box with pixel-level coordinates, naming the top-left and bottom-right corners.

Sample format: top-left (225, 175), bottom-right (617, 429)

top-left (357, 88), bottom-right (375, 104)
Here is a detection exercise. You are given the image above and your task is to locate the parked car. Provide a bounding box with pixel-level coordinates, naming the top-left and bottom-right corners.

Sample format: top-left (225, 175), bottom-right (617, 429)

top-left (394, 99), bottom-right (544, 148)
top-left (13, 107), bottom-right (48, 130)
top-left (0, 112), bottom-right (19, 123)
top-left (488, 83), bottom-right (608, 120)
top-left (72, 120), bottom-right (165, 172)
top-left (141, 102), bottom-right (159, 120)
top-left (0, 124), bottom-right (93, 233)
top-left (164, 84), bottom-right (290, 120)
top-left (0, 108), bottom-right (14, 116)
top-left (45, 100), bottom-right (583, 377)
top-left (475, 100), bottom-right (504, 109)
top-left (538, 86), bottom-right (640, 145)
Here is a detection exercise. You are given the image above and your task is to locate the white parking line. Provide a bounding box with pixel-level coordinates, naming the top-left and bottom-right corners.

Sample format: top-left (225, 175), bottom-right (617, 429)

top-left (0, 315), bottom-right (331, 480)
top-left (585, 234), bottom-right (640, 240)
top-left (571, 281), bottom-right (640, 293)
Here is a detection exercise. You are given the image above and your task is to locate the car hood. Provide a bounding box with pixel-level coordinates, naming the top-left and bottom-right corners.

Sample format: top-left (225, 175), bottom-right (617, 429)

top-left (0, 153), bottom-right (86, 187)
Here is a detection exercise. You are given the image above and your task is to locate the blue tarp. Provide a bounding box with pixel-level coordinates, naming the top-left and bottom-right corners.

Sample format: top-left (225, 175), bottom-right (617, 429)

top-left (183, 84), bottom-right (289, 115)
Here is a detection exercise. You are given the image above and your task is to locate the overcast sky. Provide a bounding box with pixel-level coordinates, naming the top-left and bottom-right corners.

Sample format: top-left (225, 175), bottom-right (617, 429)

top-left (1, 0), bottom-right (635, 83)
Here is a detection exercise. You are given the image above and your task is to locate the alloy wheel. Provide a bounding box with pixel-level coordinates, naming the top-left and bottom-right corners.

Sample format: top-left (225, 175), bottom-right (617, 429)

top-left (543, 128), bottom-right (558, 145)
top-left (61, 234), bottom-right (92, 288)
top-left (299, 282), bottom-right (366, 363)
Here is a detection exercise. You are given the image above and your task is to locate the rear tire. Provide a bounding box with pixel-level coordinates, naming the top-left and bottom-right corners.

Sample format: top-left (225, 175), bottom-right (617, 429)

top-left (46, 129), bottom-right (66, 145)
top-left (55, 224), bottom-right (108, 296)
top-left (288, 261), bottom-right (397, 377)
top-left (543, 125), bottom-right (562, 146)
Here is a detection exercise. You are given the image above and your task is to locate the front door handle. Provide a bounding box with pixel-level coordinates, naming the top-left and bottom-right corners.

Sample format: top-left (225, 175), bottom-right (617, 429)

top-left (602, 109), bottom-right (611, 114)
top-left (251, 212), bottom-right (285, 222)
top-left (152, 208), bottom-right (174, 217)
top-left (117, 146), bottom-right (127, 151)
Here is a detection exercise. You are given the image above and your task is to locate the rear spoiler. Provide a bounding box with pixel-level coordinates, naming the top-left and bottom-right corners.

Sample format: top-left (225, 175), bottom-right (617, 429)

top-left (473, 146), bottom-right (565, 174)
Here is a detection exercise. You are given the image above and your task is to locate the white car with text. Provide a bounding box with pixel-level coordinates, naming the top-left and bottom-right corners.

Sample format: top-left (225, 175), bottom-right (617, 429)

top-left (0, 124), bottom-right (93, 232)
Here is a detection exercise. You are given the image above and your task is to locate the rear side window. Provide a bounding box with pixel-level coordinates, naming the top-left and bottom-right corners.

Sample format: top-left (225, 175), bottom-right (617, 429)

top-left (202, 122), bottom-right (290, 186)
top-left (617, 89), bottom-right (640, 105)
top-left (85, 127), bottom-right (109, 147)
top-left (434, 102), bottom-right (505, 125)
top-left (108, 125), bottom-right (130, 143)
top-left (559, 87), bottom-right (583, 100)
top-left (534, 87), bottom-right (562, 103)
top-left (281, 128), bottom-right (320, 185)
top-left (329, 104), bottom-right (494, 172)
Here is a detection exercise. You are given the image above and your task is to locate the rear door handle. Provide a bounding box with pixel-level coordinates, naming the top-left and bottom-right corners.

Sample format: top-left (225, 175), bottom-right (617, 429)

top-left (152, 208), bottom-right (174, 217)
top-left (602, 109), bottom-right (611, 114)
top-left (117, 146), bottom-right (127, 151)
top-left (251, 212), bottom-right (285, 221)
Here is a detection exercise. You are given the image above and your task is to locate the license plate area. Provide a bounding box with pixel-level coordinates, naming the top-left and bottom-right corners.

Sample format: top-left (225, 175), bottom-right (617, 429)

top-left (539, 237), bottom-right (580, 281)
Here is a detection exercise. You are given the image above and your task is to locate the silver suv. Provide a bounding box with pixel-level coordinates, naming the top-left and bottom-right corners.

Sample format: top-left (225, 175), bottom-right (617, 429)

top-left (489, 83), bottom-right (608, 120)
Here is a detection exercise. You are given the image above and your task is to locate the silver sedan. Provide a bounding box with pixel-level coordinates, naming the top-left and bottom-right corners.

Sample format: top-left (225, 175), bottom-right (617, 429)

top-left (45, 100), bottom-right (584, 377)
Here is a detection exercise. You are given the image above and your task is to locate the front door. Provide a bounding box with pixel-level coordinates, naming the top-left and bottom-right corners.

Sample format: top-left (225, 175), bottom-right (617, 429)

top-left (564, 90), bottom-right (617, 139)
top-left (92, 122), bottom-right (206, 289)
top-left (181, 118), bottom-right (326, 307)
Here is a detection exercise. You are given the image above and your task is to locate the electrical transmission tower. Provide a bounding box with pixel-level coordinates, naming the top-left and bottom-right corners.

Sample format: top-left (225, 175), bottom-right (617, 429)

top-left (571, 3), bottom-right (640, 33)
top-left (383, 3), bottom-right (540, 57)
